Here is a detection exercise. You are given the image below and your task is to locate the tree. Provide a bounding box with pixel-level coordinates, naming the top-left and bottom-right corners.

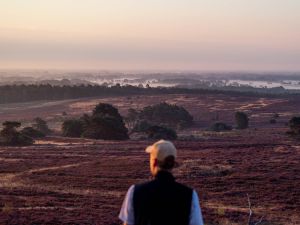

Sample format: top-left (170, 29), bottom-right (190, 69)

top-left (146, 126), bottom-right (177, 140)
top-left (33, 117), bottom-right (51, 135)
top-left (132, 120), bottom-right (152, 133)
top-left (0, 121), bottom-right (21, 145)
top-left (93, 103), bottom-right (123, 120)
top-left (235, 112), bottom-right (249, 129)
top-left (138, 102), bottom-right (193, 129)
top-left (62, 119), bottom-right (84, 137)
top-left (0, 121), bottom-right (33, 146)
top-left (288, 117), bottom-right (300, 135)
top-left (63, 103), bottom-right (129, 140)
top-left (125, 108), bottom-right (139, 131)
top-left (82, 115), bottom-right (129, 140)
top-left (2, 121), bottom-right (21, 129)
top-left (21, 127), bottom-right (45, 138)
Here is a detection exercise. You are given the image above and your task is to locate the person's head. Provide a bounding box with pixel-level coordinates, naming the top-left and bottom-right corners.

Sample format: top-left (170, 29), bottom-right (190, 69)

top-left (145, 140), bottom-right (177, 176)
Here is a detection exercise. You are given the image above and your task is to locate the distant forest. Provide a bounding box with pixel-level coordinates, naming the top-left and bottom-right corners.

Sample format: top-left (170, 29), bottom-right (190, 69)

top-left (0, 84), bottom-right (299, 104)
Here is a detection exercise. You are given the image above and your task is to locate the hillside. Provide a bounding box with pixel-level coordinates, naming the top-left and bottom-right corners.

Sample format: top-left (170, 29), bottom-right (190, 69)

top-left (0, 93), bottom-right (300, 224)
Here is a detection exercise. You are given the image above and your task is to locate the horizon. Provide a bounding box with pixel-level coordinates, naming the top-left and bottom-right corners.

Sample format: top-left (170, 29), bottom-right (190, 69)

top-left (7, 67), bottom-right (300, 73)
top-left (1, 0), bottom-right (300, 71)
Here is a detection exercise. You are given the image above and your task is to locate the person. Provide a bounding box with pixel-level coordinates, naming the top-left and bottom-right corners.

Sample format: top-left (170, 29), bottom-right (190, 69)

top-left (119, 139), bottom-right (204, 225)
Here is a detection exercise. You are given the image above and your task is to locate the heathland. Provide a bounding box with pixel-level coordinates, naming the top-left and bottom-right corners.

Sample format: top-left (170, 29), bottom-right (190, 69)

top-left (0, 91), bottom-right (300, 224)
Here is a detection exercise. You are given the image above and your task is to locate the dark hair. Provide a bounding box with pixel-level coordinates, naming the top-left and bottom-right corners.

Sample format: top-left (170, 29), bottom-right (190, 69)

top-left (157, 155), bottom-right (175, 170)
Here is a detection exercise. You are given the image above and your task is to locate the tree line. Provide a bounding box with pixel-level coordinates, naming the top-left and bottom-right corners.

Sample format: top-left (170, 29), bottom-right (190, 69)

top-left (1, 84), bottom-right (298, 104)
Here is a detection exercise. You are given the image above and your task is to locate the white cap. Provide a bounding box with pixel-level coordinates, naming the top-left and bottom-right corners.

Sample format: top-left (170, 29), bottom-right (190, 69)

top-left (145, 140), bottom-right (177, 162)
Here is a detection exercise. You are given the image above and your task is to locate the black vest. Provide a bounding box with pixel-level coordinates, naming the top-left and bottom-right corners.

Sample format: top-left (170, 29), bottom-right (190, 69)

top-left (133, 171), bottom-right (193, 225)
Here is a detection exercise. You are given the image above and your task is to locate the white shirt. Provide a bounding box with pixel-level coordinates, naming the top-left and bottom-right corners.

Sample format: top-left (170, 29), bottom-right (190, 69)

top-left (119, 185), bottom-right (204, 225)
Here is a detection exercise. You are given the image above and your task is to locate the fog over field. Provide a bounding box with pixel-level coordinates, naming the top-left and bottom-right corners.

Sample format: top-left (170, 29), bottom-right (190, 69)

top-left (1, 70), bottom-right (300, 90)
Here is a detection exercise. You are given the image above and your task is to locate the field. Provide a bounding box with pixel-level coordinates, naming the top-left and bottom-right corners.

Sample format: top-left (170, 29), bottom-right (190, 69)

top-left (0, 93), bottom-right (300, 224)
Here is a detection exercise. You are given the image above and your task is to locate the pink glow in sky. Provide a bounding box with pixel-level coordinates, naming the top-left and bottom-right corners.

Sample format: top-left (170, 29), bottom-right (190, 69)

top-left (0, 0), bottom-right (300, 71)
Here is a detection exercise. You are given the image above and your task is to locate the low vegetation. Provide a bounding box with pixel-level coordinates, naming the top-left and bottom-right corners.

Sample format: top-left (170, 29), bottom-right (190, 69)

top-left (0, 91), bottom-right (299, 224)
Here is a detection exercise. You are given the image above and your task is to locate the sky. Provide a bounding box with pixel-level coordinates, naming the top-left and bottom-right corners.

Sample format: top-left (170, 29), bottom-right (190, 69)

top-left (0, 0), bottom-right (300, 71)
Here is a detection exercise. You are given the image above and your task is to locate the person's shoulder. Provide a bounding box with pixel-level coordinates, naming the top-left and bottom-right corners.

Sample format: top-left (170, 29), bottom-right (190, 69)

top-left (134, 179), bottom-right (155, 190)
top-left (174, 180), bottom-right (193, 192)
top-left (175, 181), bottom-right (194, 191)
top-left (133, 178), bottom-right (165, 196)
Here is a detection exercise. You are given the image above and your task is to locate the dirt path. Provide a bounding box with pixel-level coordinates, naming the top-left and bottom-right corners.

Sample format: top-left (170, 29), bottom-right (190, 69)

top-left (0, 161), bottom-right (91, 188)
